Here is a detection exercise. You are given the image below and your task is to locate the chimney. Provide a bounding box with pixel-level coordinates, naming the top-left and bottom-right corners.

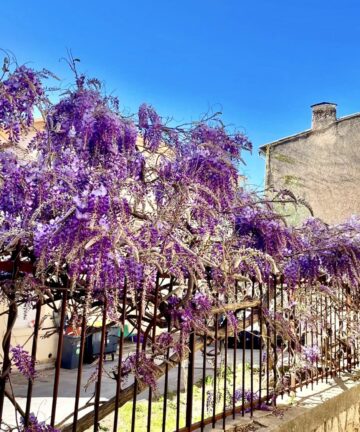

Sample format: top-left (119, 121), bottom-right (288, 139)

top-left (311, 102), bottom-right (337, 130)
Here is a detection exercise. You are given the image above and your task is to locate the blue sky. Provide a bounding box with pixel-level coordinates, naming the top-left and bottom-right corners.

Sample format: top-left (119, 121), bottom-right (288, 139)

top-left (2, 0), bottom-right (360, 188)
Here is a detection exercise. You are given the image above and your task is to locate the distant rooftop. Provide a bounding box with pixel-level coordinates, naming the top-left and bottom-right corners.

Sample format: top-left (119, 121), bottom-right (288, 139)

top-left (259, 103), bottom-right (360, 154)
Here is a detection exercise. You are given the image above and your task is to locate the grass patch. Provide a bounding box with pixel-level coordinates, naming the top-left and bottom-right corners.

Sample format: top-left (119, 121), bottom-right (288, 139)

top-left (99, 363), bottom-right (260, 432)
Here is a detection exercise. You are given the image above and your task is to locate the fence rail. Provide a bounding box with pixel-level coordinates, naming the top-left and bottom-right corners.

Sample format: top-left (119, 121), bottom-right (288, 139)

top-left (0, 259), bottom-right (359, 431)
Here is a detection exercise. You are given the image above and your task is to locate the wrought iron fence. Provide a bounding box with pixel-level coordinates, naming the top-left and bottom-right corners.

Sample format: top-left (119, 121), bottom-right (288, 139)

top-left (0, 259), bottom-right (359, 431)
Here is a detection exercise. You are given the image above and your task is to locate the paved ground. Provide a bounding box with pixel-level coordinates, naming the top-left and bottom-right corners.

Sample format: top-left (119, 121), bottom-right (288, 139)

top-left (3, 344), bottom-right (260, 428)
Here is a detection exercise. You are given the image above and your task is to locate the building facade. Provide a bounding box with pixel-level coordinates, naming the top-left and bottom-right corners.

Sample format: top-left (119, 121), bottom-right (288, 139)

top-left (260, 103), bottom-right (360, 225)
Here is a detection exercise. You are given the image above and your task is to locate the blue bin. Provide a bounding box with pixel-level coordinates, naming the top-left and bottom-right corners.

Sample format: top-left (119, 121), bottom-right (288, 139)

top-left (61, 335), bottom-right (81, 369)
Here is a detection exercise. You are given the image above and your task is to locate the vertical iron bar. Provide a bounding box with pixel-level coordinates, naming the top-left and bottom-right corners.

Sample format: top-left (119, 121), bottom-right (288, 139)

top-left (329, 297), bottom-right (333, 378)
top-left (201, 331), bottom-right (207, 431)
top-left (250, 281), bottom-right (254, 416)
top-left (0, 252), bottom-right (19, 424)
top-left (0, 295), bottom-right (17, 424)
top-left (320, 293), bottom-right (324, 382)
top-left (25, 299), bottom-right (42, 426)
top-left (304, 284), bottom-right (309, 387)
top-left (298, 283), bottom-right (302, 391)
top-left (342, 286), bottom-right (346, 373)
top-left (50, 288), bottom-right (68, 427)
top-left (348, 288), bottom-right (352, 372)
top-left (325, 296), bottom-right (328, 383)
top-left (147, 274), bottom-right (159, 432)
top-left (94, 299), bottom-right (107, 432)
top-left (176, 330), bottom-right (182, 431)
top-left (186, 332), bottom-right (195, 431)
top-left (241, 309), bottom-right (245, 417)
top-left (280, 278), bottom-right (284, 398)
top-left (162, 277), bottom-right (173, 432)
top-left (266, 281), bottom-right (270, 402)
top-left (72, 304), bottom-right (87, 431)
top-left (113, 282), bottom-right (128, 432)
top-left (288, 290), bottom-right (292, 395)
top-left (311, 287), bottom-right (315, 390)
top-left (131, 289), bottom-right (143, 432)
top-left (315, 293), bottom-right (319, 384)
top-left (223, 315), bottom-right (228, 429)
top-left (272, 276), bottom-right (277, 407)
top-left (212, 311), bottom-right (219, 427)
top-left (233, 283), bottom-right (238, 419)
top-left (259, 283), bottom-right (263, 407)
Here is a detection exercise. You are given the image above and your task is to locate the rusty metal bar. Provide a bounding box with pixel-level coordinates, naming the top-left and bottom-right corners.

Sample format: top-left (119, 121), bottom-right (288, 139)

top-left (200, 331), bottom-right (207, 431)
top-left (113, 282), bottom-right (128, 432)
top-left (24, 299), bottom-right (42, 426)
top-left (325, 296), bottom-right (328, 383)
top-left (131, 287), bottom-right (143, 432)
top-left (241, 308), bottom-right (245, 417)
top-left (147, 274), bottom-right (159, 432)
top-left (273, 275), bottom-right (277, 406)
top-left (280, 277), bottom-right (284, 398)
top-left (162, 277), bottom-right (173, 432)
top-left (50, 288), bottom-right (68, 427)
top-left (233, 283), bottom-right (238, 419)
top-left (250, 282), bottom-right (254, 416)
top-left (212, 311), bottom-right (219, 427)
top-left (176, 330), bottom-right (183, 431)
top-left (94, 298), bottom-right (107, 432)
top-left (266, 279), bottom-right (270, 401)
top-left (72, 305), bottom-right (87, 431)
top-left (186, 332), bottom-right (195, 431)
top-left (259, 282), bottom-right (263, 406)
top-left (0, 295), bottom-right (17, 424)
top-left (223, 315), bottom-right (228, 429)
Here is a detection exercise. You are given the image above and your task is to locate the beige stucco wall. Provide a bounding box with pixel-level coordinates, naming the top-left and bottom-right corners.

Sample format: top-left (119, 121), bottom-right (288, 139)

top-left (0, 303), bottom-right (58, 365)
top-left (265, 115), bottom-right (360, 225)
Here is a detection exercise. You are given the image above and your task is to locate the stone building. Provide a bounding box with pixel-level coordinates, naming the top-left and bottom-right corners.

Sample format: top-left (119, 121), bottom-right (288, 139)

top-left (259, 102), bottom-right (360, 224)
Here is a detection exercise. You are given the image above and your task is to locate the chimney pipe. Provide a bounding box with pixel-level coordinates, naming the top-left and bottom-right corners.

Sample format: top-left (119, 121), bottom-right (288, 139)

top-left (311, 102), bottom-right (337, 130)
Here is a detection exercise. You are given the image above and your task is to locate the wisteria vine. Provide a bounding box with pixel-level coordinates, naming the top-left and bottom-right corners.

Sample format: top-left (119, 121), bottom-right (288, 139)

top-left (1, 56), bottom-right (360, 430)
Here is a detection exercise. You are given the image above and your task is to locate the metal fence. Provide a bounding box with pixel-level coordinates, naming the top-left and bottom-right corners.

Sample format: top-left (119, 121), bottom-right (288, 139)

top-left (0, 259), bottom-right (359, 431)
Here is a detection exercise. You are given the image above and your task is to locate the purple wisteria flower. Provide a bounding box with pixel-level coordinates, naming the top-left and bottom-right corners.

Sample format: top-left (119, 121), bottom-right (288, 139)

top-left (10, 345), bottom-right (36, 380)
top-left (227, 311), bottom-right (238, 331)
top-left (21, 413), bottom-right (59, 432)
top-left (2, 59), bottom-right (360, 426)
top-left (191, 292), bottom-right (212, 312)
top-left (303, 345), bottom-right (320, 364)
top-left (122, 352), bottom-right (159, 390)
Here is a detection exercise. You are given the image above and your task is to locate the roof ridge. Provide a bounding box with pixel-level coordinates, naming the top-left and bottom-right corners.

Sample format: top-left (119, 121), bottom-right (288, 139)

top-left (259, 111), bottom-right (360, 153)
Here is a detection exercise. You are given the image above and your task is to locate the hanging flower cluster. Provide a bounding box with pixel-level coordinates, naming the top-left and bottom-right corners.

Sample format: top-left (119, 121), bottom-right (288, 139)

top-left (0, 65), bottom-right (45, 142)
top-left (20, 413), bottom-right (59, 432)
top-left (10, 345), bottom-right (36, 380)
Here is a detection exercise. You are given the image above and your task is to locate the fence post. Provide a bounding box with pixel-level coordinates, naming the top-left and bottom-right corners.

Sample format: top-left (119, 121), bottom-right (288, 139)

top-left (0, 250), bottom-right (20, 425)
top-left (51, 288), bottom-right (68, 427)
top-left (24, 298), bottom-right (42, 426)
top-left (0, 295), bottom-right (17, 424)
top-left (186, 331), bottom-right (195, 430)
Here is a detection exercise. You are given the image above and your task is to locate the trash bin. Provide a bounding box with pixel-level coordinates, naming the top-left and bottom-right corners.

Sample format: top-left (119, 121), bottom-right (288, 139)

top-left (61, 334), bottom-right (81, 369)
top-left (92, 326), bottom-right (119, 356)
top-left (84, 326), bottom-right (120, 363)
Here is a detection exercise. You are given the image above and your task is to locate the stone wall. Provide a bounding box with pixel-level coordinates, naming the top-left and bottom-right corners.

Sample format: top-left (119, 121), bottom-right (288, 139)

top-left (213, 375), bottom-right (360, 431)
top-left (263, 108), bottom-right (360, 225)
top-left (271, 379), bottom-right (360, 432)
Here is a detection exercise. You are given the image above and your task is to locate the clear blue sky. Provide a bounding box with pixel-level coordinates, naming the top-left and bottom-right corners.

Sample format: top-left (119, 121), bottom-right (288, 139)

top-left (2, 0), bottom-right (360, 189)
